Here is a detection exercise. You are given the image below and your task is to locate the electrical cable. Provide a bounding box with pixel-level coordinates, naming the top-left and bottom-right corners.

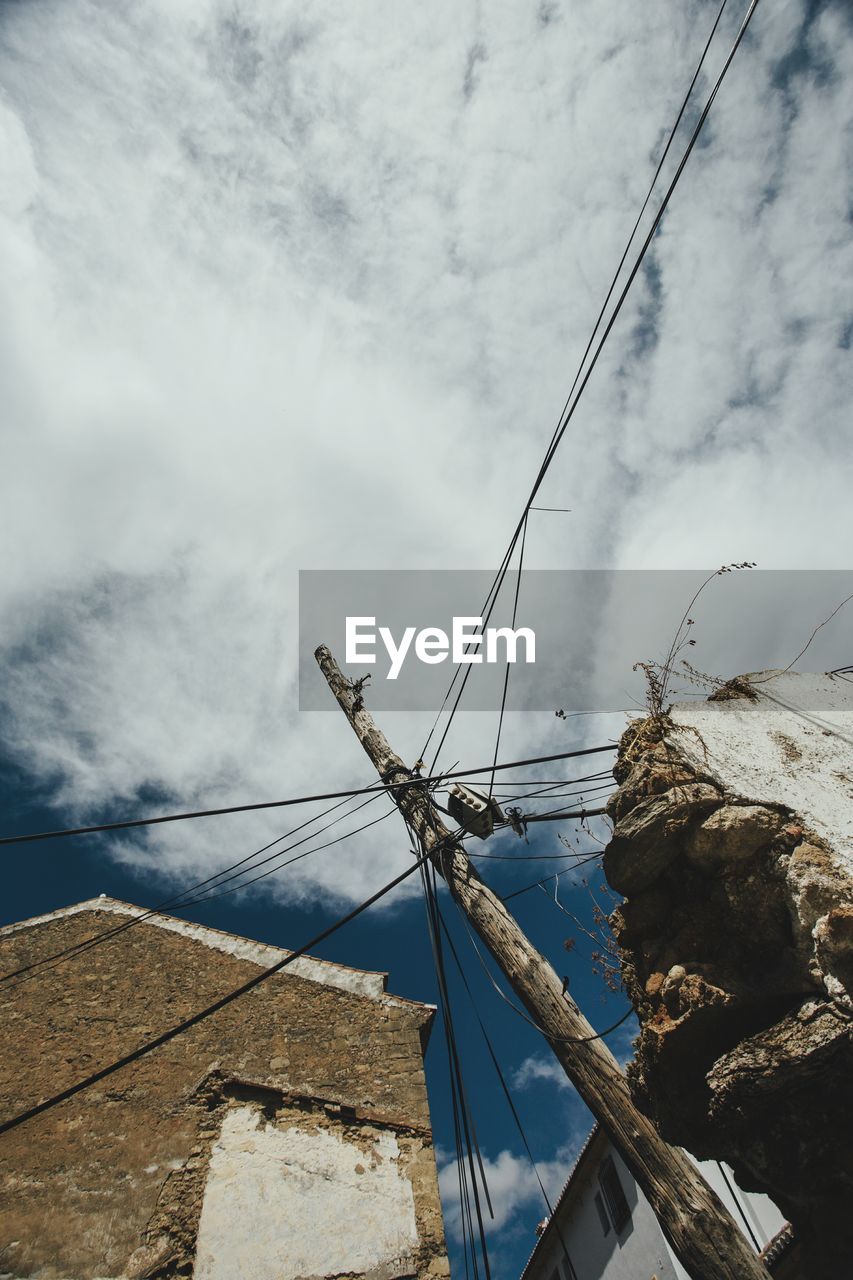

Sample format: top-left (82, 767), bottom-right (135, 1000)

top-left (455, 901), bottom-right (634, 1046)
top-left (0, 758), bottom-right (609, 1001)
top-left (487, 512), bottom-right (528, 802)
top-left (0, 843), bottom-right (433, 1137)
top-left (0, 791), bottom-right (389, 989)
top-left (521, 806), bottom-right (607, 824)
top-left (436, 906), bottom-right (580, 1280)
top-left (468, 848), bottom-right (603, 862)
top-left (171, 805), bottom-right (397, 910)
top-left (717, 1161), bottom-right (762, 1251)
top-left (0, 745), bottom-right (617, 849)
top-left (0, 802), bottom-right (398, 994)
top-left (500, 855), bottom-right (603, 904)
top-left (409, 814), bottom-right (492, 1280)
top-left (421, 0), bottom-right (756, 773)
top-left (489, 769), bottom-right (614, 790)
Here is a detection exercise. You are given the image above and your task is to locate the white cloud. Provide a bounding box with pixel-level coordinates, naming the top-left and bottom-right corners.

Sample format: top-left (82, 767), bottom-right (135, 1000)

top-left (1, 0), bottom-right (850, 900)
top-left (438, 1145), bottom-right (574, 1244)
top-left (437, 1060), bottom-right (594, 1254)
top-left (511, 1053), bottom-right (574, 1092)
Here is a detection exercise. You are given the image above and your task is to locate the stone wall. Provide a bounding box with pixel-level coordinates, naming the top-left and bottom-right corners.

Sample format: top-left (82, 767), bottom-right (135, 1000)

top-left (603, 672), bottom-right (852, 1278)
top-left (0, 900), bottom-right (448, 1280)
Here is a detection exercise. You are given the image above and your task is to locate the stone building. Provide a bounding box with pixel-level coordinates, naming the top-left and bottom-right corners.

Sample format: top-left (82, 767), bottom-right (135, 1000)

top-left (520, 1124), bottom-right (790, 1280)
top-left (0, 897), bottom-right (449, 1280)
top-left (603, 670), bottom-right (852, 1278)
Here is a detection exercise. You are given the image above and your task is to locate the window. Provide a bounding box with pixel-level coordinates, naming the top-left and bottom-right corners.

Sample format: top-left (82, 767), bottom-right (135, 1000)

top-left (549, 1256), bottom-right (578, 1280)
top-left (598, 1154), bottom-right (631, 1233)
top-left (594, 1190), bottom-right (611, 1236)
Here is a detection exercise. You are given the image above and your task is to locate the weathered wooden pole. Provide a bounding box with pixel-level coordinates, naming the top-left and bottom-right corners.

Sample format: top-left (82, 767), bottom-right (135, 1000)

top-left (315, 645), bottom-right (768, 1280)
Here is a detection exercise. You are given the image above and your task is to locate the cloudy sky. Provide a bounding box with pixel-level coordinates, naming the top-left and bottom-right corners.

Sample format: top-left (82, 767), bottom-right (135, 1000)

top-left (1, 0), bottom-right (851, 1272)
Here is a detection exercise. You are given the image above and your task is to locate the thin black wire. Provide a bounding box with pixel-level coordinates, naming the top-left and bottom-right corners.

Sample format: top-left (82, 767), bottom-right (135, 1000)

top-left (410, 815), bottom-right (492, 1280)
top-left (506, 785), bottom-right (614, 808)
top-left (488, 512), bottom-right (528, 802)
top-left (489, 769), bottom-right (614, 790)
top-left (522, 804), bottom-right (608, 824)
top-left (421, 0), bottom-right (750, 772)
top-left (456, 901), bottom-right (634, 1046)
top-left (428, 869), bottom-right (493, 1277)
top-left (1, 765), bottom-right (608, 1000)
top-left (0, 792), bottom-right (390, 989)
top-left (0, 745), bottom-right (616, 849)
top-left (431, 0), bottom-right (738, 764)
top-left (423, 860), bottom-right (487, 1280)
top-left (468, 848), bottom-right (603, 862)
top-left (175, 805), bottom-right (397, 909)
top-left (717, 1161), bottom-right (761, 1251)
top-left (500, 855), bottom-right (603, 904)
top-left (1, 805), bottom-right (400, 998)
top-left (436, 906), bottom-right (580, 1280)
top-left (420, 838), bottom-right (494, 1220)
top-left (0, 845), bottom-right (433, 1137)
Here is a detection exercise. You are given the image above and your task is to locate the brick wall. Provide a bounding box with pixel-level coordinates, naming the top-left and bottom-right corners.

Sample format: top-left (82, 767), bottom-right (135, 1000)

top-left (0, 901), bottom-right (448, 1280)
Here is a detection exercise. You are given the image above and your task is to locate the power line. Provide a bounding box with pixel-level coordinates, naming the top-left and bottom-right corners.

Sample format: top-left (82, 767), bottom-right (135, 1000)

top-left (0, 793), bottom-right (368, 984)
top-left (176, 807), bottom-right (397, 909)
top-left (522, 805), bottom-right (607, 823)
top-left (421, 0), bottom-right (751, 771)
top-left (489, 770), bottom-right (614, 789)
top-left (500, 855), bottom-right (603, 903)
top-left (436, 905), bottom-right (580, 1280)
top-left (0, 798), bottom-right (397, 992)
top-left (455, 900), bottom-right (634, 1046)
top-left (0, 744), bottom-right (616, 848)
top-left (0, 844), bottom-right (433, 1137)
top-left (0, 771), bottom-right (610, 990)
top-left (414, 816), bottom-right (493, 1280)
top-left (488, 511), bottom-right (528, 802)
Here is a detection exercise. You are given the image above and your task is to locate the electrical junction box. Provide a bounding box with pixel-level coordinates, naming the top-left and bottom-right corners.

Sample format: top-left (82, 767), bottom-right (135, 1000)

top-left (446, 783), bottom-right (505, 840)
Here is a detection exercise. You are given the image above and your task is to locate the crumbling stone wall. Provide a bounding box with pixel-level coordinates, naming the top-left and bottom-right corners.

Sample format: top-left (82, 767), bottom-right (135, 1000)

top-left (603, 677), bottom-right (852, 1278)
top-left (0, 902), bottom-right (449, 1280)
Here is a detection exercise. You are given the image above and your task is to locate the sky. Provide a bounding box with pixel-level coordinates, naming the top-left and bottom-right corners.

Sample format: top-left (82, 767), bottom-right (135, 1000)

top-left (1, 0), bottom-right (852, 1275)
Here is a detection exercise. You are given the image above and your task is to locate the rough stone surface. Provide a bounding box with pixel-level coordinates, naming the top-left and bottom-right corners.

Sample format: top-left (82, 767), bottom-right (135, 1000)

top-left (604, 679), bottom-right (853, 1279)
top-left (686, 804), bottom-right (781, 867)
top-left (604, 783), bottom-right (722, 894)
top-left (0, 902), bottom-right (448, 1279)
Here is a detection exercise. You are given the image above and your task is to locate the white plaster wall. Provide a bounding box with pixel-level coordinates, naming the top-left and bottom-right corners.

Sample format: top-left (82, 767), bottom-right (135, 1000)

top-left (525, 1137), bottom-right (785, 1280)
top-left (527, 1142), bottom-right (679, 1280)
top-left (561, 1148), bottom-right (678, 1280)
top-left (194, 1106), bottom-right (420, 1280)
top-left (663, 1158), bottom-right (786, 1280)
top-left (669, 671), bottom-right (853, 872)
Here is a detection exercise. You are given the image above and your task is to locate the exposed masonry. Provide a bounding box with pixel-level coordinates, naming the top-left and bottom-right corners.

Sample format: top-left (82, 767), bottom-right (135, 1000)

top-left (604, 672), bottom-right (852, 1280)
top-left (0, 897), bottom-right (415, 1004)
top-left (667, 671), bottom-right (852, 872)
top-left (125, 1075), bottom-right (446, 1280)
top-left (0, 902), bottom-right (448, 1279)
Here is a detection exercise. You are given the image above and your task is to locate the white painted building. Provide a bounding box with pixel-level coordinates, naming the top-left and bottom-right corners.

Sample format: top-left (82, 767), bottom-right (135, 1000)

top-left (520, 1125), bottom-right (791, 1280)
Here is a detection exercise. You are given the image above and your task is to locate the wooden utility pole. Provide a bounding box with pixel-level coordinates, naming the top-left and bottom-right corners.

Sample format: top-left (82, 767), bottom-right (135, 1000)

top-left (316, 646), bottom-right (768, 1280)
